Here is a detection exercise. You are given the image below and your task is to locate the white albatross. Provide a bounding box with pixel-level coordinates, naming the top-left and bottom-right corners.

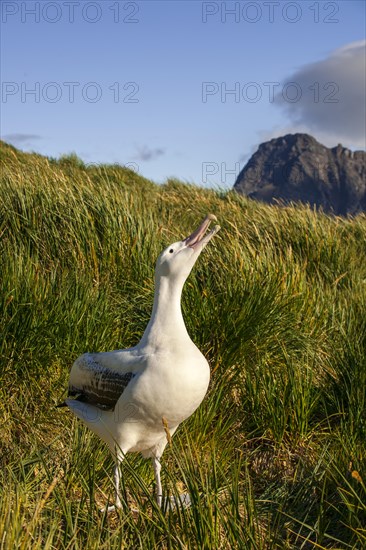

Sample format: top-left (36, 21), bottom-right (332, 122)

top-left (59, 214), bottom-right (220, 512)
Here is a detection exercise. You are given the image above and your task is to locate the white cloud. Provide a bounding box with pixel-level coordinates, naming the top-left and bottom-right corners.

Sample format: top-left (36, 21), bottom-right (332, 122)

top-left (273, 40), bottom-right (366, 149)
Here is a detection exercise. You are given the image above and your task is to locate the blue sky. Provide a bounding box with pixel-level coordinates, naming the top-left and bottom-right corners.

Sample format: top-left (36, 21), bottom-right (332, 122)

top-left (1, 0), bottom-right (365, 187)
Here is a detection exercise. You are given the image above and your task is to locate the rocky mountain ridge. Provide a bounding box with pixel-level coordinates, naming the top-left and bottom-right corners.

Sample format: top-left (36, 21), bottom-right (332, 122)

top-left (234, 134), bottom-right (366, 215)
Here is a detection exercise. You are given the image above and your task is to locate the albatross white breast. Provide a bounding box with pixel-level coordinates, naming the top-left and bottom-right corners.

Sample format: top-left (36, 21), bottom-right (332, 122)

top-left (60, 214), bottom-right (220, 511)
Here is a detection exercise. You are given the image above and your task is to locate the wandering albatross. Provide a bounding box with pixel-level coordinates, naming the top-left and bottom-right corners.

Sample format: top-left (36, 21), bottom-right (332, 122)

top-left (59, 214), bottom-right (220, 512)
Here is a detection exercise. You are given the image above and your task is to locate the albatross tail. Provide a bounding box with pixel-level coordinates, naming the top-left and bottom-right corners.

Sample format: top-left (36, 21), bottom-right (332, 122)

top-left (65, 398), bottom-right (115, 443)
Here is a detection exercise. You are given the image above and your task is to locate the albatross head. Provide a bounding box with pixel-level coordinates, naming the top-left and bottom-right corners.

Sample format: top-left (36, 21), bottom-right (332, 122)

top-left (156, 214), bottom-right (220, 281)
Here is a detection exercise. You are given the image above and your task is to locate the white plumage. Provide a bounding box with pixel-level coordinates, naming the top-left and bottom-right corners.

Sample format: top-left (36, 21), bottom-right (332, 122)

top-left (61, 214), bottom-right (220, 511)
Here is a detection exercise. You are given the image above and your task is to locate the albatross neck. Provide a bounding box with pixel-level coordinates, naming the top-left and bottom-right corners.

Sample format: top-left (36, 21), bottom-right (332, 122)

top-left (139, 274), bottom-right (190, 348)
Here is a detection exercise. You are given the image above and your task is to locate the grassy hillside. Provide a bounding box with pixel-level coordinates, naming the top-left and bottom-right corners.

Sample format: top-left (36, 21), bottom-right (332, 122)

top-left (0, 140), bottom-right (365, 549)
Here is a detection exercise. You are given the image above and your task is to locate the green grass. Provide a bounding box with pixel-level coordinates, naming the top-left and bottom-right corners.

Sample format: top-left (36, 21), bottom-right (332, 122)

top-left (1, 140), bottom-right (365, 549)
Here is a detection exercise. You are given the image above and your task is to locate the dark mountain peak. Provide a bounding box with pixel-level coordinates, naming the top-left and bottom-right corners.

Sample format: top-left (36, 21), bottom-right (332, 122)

top-left (234, 133), bottom-right (366, 216)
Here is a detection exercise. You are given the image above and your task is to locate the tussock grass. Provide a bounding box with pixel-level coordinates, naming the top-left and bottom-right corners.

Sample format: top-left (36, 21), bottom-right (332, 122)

top-left (1, 140), bottom-right (365, 548)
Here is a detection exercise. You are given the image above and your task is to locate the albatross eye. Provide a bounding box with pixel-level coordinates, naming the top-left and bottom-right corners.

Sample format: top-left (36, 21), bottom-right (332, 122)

top-left (169, 249), bottom-right (174, 253)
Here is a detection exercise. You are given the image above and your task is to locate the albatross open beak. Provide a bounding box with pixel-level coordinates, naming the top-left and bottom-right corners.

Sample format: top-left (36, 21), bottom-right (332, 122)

top-left (184, 214), bottom-right (221, 250)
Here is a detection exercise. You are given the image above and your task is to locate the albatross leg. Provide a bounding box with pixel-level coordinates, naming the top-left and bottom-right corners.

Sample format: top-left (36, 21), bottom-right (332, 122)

top-left (100, 457), bottom-right (123, 513)
top-left (152, 454), bottom-right (192, 511)
top-left (152, 456), bottom-right (163, 507)
top-left (152, 454), bottom-right (193, 510)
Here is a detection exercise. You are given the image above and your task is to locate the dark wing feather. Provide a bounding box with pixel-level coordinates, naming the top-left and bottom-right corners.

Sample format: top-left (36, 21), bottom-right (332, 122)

top-left (69, 369), bottom-right (135, 411)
